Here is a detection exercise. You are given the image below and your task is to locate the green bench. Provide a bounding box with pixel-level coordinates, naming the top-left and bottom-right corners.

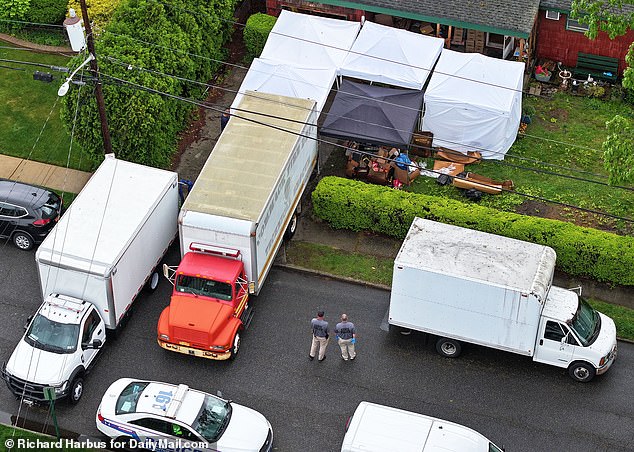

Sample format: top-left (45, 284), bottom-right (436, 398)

top-left (574, 52), bottom-right (619, 82)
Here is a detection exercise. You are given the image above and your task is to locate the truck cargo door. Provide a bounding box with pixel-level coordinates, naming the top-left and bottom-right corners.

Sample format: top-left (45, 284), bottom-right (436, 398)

top-left (533, 320), bottom-right (574, 368)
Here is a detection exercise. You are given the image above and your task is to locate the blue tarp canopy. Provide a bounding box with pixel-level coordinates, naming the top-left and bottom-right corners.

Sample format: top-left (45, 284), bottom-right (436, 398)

top-left (320, 79), bottom-right (424, 148)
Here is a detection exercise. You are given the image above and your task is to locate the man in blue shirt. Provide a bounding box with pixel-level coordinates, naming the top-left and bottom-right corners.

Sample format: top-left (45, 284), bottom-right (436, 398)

top-left (309, 311), bottom-right (329, 362)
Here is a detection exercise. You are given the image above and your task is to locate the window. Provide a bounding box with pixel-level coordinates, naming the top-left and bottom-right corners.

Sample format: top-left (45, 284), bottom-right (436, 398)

top-left (545, 10), bottom-right (560, 20)
top-left (82, 309), bottom-right (101, 344)
top-left (0, 203), bottom-right (26, 218)
top-left (544, 321), bottom-right (566, 341)
top-left (176, 275), bottom-right (233, 301)
top-left (130, 418), bottom-right (198, 441)
top-left (115, 382), bottom-right (149, 414)
top-left (567, 17), bottom-right (589, 32)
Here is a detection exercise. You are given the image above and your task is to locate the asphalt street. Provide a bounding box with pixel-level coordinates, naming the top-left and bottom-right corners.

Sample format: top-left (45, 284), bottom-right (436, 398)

top-left (0, 241), bottom-right (633, 451)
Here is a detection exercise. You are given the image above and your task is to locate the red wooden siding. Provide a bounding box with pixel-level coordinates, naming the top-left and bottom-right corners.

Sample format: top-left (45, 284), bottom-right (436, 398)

top-left (536, 10), bottom-right (634, 75)
top-left (266, 0), bottom-right (364, 21)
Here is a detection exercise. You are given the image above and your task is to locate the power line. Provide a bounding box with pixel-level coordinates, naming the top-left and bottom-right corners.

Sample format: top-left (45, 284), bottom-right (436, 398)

top-left (90, 18), bottom-right (623, 173)
top-left (98, 71), bottom-right (634, 224)
top-left (100, 53), bottom-right (633, 193)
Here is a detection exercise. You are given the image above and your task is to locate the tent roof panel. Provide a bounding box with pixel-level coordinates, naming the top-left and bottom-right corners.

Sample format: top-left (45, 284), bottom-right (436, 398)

top-left (339, 21), bottom-right (444, 90)
top-left (230, 58), bottom-right (336, 113)
top-left (320, 79), bottom-right (423, 148)
top-left (260, 10), bottom-right (360, 69)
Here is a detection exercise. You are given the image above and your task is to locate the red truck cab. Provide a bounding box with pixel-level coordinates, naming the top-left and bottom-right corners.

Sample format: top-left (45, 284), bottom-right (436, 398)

top-left (157, 252), bottom-right (250, 360)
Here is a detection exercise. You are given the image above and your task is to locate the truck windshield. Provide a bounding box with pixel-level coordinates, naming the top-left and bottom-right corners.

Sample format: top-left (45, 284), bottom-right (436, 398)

top-left (25, 314), bottom-right (79, 354)
top-left (191, 395), bottom-right (232, 443)
top-left (569, 298), bottom-right (600, 346)
top-left (176, 275), bottom-right (233, 301)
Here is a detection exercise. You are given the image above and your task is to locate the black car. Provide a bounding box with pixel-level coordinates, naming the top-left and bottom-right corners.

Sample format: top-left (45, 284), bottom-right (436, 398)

top-left (0, 179), bottom-right (62, 250)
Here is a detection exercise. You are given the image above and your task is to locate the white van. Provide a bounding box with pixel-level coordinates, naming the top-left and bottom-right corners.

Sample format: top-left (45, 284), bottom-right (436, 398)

top-left (341, 402), bottom-right (503, 452)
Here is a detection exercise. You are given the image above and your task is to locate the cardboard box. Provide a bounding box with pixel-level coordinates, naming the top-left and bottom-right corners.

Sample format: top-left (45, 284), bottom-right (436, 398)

top-left (393, 166), bottom-right (421, 185)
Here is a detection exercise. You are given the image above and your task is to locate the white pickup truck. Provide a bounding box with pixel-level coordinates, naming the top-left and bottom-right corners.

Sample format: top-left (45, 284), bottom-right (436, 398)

top-left (2, 155), bottom-right (178, 404)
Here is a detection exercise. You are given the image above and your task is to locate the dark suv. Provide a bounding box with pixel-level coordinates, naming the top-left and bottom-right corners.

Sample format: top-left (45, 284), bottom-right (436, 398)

top-left (0, 179), bottom-right (62, 250)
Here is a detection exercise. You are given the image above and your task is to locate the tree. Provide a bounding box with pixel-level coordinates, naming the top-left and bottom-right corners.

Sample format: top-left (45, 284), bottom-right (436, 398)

top-left (571, 0), bottom-right (634, 39)
top-left (603, 115), bottom-right (634, 185)
top-left (60, 0), bottom-right (237, 169)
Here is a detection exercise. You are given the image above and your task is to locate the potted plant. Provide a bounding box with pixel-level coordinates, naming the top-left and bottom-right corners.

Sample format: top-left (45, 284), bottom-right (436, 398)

top-left (535, 65), bottom-right (552, 82)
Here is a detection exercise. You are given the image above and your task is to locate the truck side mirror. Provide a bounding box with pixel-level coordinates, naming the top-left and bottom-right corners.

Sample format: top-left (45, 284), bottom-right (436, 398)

top-left (92, 338), bottom-right (103, 349)
top-left (23, 315), bottom-right (33, 331)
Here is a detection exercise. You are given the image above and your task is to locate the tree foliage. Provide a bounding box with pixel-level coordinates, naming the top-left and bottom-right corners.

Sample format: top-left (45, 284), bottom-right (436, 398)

top-left (60, 0), bottom-right (236, 169)
top-left (244, 13), bottom-right (276, 58)
top-left (0, 0), bottom-right (30, 21)
top-left (67, 0), bottom-right (122, 27)
top-left (27, 0), bottom-right (67, 24)
top-left (571, 0), bottom-right (634, 40)
top-left (603, 114), bottom-right (634, 184)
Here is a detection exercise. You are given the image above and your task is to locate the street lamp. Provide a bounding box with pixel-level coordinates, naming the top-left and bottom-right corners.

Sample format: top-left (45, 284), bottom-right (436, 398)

top-left (57, 53), bottom-right (94, 97)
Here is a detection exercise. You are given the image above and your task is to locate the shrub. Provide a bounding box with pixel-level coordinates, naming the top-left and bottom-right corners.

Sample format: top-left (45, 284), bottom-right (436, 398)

top-left (60, 0), bottom-right (237, 169)
top-left (0, 0), bottom-right (30, 21)
top-left (27, 0), bottom-right (66, 24)
top-left (312, 176), bottom-right (634, 286)
top-left (67, 0), bottom-right (122, 27)
top-left (243, 13), bottom-right (276, 59)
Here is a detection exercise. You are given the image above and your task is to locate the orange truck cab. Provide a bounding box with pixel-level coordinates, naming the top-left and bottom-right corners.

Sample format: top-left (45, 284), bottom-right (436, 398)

top-left (158, 252), bottom-right (251, 360)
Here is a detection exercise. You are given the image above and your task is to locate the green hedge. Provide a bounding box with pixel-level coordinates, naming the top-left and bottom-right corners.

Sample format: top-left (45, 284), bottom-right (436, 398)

top-left (243, 13), bottom-right (276, 59)
top-left (27, 0), bottom-right (66, 24)
top-left (312, 176), bottom-right (634, 286)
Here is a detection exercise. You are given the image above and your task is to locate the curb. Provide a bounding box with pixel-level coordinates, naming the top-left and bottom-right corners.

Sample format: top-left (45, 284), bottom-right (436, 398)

top-left (0, 33), bottom-right (73, 54)
top-left (274, 262), bottom-right (391, 292)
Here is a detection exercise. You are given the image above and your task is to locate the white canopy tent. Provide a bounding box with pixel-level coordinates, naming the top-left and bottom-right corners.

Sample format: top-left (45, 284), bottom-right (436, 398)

top-left (423, 50), bottom-right (525, 160)
top-left (339, 21), bottom-right (444, 90)
top-left (230, 58), bottom-right (336, 114)
top-left (260, 10), bottom-right (361, 69)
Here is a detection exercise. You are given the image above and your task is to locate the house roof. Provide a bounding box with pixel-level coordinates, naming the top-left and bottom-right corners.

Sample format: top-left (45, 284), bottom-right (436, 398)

top-left (316, 0), bottom-right (541, 37)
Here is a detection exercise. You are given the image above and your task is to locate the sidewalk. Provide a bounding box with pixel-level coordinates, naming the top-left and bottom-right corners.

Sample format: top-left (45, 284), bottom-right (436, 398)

top-left (0, 154), bottom-right (91, 194)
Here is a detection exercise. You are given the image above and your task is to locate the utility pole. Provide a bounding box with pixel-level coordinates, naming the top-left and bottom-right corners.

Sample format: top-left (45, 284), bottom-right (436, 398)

top-left (78, 0), bottom-right (113, 154)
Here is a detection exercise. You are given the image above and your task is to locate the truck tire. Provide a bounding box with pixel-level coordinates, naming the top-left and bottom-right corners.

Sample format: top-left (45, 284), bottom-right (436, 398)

top-left (284, 212), bottom-right (298, 240)
top-left (144, 271), bottom-right (160, 293)
top-left (12, 232), bottom-right (34, 251)
top-left (568, 361), bottom-right (596, 382)
top-left (435, 338), bottom-right (462, 358)
top-left (229, 333), bottom-right (240, 360)
top-left (69, 377), bottom-right (84, 404)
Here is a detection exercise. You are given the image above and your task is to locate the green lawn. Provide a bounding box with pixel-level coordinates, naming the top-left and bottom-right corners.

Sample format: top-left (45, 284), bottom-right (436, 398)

top-left (0, 424), bottom-right (94, 451)
top-left (0, 44), bottom-right (90, 171)
top-left (286, 241), bottom-right (634, 341)
top-left (407, 92), bottom-right (634, 235)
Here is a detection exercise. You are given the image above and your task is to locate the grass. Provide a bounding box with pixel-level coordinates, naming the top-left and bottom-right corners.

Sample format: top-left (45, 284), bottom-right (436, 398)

top-left (0, 44), bottom-right (90, 171)
top-left (285, 241), bottom-right (393, 286)
top-left (406, 92), bottom-right (634, 235)
top-left (0, 424), bottom-right (93, 451)
top-left (0, 25), bottom-right (68, 47)
top-left (285, 241), bottom-right (634, 341)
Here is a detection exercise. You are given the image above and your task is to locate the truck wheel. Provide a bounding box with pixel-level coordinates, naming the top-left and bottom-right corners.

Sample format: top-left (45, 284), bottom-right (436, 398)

top-left (144, 271), bottom-right (160, 293)
top-left (284, 212), bottom-right (298, 240)
top-left (69, 377), bottom-right (84, 404)
top-left (12, 232), bottom-right (34, 251)
top-left (229, 333), bottom-right (240, 360)
top-left (568, 362), bottom-right (596, 382)
top-left (435, 338), bottom-right (462, 358)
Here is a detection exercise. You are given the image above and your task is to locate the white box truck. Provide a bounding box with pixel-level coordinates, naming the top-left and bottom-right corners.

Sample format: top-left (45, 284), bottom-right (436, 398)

top-left (158, 92), bottom-right (318, 360)
top-left (389, 218), bottom-right (618, 382)
top-left (2, 155), bottom-right (179, 404)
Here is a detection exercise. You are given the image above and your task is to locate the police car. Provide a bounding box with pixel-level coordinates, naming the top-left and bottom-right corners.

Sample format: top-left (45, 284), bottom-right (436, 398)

top-left (96, 378), bottom-right (273, 452)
